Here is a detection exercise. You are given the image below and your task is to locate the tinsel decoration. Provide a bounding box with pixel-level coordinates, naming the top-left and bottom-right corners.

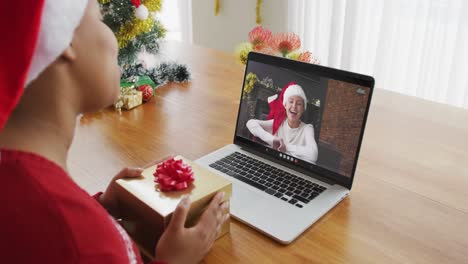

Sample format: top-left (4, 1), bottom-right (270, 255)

top-left (142, 0), bottom-right (162, 12)
top-left (213, 0), bottom-right (262, 24)
top-left (215, 0), bottom-right (220, 16)
top-left (122, 62), bottom-right (191, 88)
top-left (243, 72), bottom-right (258, 98)
top-left (256, 0), bottom-right (263, 24)
top-left (100, 0), bottom-right (191, 89)
top-left (116, 17), bottom-right (154, 48)
top-left (99, 0), bottom-right (165, 66)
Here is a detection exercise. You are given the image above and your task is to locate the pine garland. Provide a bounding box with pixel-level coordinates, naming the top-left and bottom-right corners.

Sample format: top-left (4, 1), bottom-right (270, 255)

top-left (122, 62), bottom-right (191, 88)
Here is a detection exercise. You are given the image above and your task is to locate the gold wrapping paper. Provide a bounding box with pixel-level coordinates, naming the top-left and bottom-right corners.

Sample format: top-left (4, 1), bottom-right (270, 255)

top-left (115, 156), bottom-right (232, 259)
top-left (114, 87), bottom-right (143, 111)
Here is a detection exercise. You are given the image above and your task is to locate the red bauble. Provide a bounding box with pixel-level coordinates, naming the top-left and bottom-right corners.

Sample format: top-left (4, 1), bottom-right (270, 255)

top-left (131, 0), bottom-right (141, 8)
top-left (138, 84), bottom-right (154, 102)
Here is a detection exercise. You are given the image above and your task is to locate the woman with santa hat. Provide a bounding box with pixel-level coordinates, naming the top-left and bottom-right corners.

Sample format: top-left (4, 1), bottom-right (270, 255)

top-left (0, 0), bottom-right (228, 263)
top-left (246, 82), bottom-right (318, 164)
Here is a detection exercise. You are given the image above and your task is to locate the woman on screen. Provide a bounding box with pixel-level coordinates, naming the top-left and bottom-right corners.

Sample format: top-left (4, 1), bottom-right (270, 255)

top-left (246, 82), bottom-right (318, 164)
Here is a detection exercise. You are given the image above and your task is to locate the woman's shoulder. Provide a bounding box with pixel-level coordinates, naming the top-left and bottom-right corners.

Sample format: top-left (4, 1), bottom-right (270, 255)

top-left (0, 149), bottom-right (82, 261)
top-left (0, 149), bottom-right (141, 263)
top-left (301, 122), bottom-right (314, 130)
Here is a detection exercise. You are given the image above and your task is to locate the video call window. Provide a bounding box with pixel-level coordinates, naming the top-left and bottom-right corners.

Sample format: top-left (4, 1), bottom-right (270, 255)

top-left (236, 61), bottom-right (371, 178)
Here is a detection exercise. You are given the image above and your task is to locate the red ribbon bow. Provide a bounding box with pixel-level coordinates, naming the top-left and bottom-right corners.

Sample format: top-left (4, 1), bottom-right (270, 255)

top-left (153, 158), bottom-right (195, 192)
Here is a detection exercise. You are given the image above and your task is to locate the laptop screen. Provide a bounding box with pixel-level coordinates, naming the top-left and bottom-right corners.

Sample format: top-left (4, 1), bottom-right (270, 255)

top-left (234, 52), bottom-right (374, 187)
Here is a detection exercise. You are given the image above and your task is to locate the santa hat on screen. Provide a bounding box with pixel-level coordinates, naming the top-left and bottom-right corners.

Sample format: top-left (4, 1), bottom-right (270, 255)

top-left (0, 0), bottom-right (87, 130)
top-left (267, 82), bottom-right (308, 134)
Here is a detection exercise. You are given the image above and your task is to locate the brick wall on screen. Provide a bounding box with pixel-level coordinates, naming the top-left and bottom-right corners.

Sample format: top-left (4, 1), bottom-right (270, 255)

top-left (319, 80), bottom-right (370, 176)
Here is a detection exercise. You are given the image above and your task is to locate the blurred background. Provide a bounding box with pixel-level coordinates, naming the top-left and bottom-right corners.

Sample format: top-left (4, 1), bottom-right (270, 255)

top-left (159, 0), bottom-right (468, 109)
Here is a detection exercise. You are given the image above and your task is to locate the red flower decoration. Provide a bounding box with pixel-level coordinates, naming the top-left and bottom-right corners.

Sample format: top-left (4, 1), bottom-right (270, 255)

top-left (298, 51), bottom-right (311, 63)
top-left (256, 46), bottom-right (276, 56)
top-left (269, 32), bottom-right (301, 56)
top-left (248, 26), bottom-right (272, 51)
top-left (153, 158), bottom-right (195, 192)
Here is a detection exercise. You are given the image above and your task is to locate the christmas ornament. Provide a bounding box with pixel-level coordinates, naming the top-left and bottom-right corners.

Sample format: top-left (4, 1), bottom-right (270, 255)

top-left (99, 1), bottom-right (191, 93)
top-left (99, 0), bottom-right (164, 64)
top-left (256, 0), bottom-right (263, 24)
top-left (138, 84), bottom-right (154, 102)
top-left (214, 0), bottom-right (262, 24)
top-left (130, 0), bottom-right (141, 6)
top-left (135, 5), bottom-right (149, 20)
top-left (215, 0), bottom-right (220, 16)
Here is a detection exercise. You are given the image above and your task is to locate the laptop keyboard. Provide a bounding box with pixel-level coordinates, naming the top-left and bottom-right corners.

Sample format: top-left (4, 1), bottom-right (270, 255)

top-left (209, 152), bottom-right (327, 208)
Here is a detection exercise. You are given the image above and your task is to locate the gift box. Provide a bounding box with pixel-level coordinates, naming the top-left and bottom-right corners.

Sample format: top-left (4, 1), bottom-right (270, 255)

top-left (120, 75), bottom-right (156, 89)
top-left (114, 87), bottom-right (143, 111)
top-left (115, 156), bottom-right (232, 259)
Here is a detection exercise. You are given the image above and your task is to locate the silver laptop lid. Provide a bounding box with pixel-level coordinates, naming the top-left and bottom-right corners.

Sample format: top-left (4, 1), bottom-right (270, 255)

top-left (233, 52), bottom-right (374, 189)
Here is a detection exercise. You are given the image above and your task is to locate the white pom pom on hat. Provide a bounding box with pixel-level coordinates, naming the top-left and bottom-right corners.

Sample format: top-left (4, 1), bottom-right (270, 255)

top-left (283, 84), bottom-right (308, 110)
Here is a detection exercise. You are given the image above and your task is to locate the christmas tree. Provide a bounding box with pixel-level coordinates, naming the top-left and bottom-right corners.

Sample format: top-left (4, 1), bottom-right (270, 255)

top-left (98, 0), bottom-right (190, 88)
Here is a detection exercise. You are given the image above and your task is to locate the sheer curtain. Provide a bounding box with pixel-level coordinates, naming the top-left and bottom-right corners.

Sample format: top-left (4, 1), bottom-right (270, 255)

top-left (158, 0), bottom-right (192, 42)
top-left (288, 0), bottom-right (468, 108)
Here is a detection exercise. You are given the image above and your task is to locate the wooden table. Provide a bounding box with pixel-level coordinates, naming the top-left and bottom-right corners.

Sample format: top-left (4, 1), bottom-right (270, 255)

top-left (69, 42), bottom-right (468, 263)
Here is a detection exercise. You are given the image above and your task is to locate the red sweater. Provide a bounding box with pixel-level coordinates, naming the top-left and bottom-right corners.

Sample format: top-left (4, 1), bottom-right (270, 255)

top-left (0, 149), bottom-right (161, 263)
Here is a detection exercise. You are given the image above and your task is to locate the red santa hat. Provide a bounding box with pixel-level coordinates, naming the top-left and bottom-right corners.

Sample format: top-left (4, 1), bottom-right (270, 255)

top-left (267, 82), bottom-right (308, 134)
top-left (0, 0), bottom-right (87, 131)
top-left (282, 84), bottom-right (307, 110)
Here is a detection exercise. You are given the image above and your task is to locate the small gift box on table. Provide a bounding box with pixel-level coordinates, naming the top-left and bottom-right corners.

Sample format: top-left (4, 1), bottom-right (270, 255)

top-left (115, 156), bottom-right (232, 259)
top-left (114, 87), bottom-right (143, 111)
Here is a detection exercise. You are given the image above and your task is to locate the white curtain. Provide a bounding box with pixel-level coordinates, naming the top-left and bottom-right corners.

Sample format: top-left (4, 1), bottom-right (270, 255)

top-left (158, 0), bottom-right (192, 42)
top-left (288, 0), bottom-right (468, 108)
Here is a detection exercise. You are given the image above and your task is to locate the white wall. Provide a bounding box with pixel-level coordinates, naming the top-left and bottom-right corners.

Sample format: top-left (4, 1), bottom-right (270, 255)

top-left (192, 0), bottom-right (288, 52)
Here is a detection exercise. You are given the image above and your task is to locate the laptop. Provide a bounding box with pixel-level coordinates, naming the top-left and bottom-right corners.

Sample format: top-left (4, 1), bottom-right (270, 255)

top-left (196, 52), bottom-right (374, 243)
